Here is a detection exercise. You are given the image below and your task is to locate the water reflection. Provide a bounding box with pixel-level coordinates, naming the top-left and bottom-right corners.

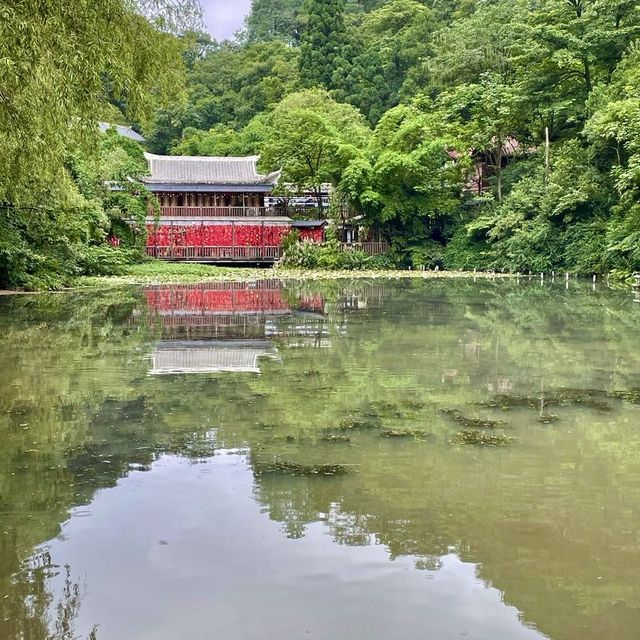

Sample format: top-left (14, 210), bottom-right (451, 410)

top-left (135, 282), bottom-right (328, 373)
top-left (42, 453), bottom-right (547, 640)
top-left (1, 280), bottom-right (639, 639)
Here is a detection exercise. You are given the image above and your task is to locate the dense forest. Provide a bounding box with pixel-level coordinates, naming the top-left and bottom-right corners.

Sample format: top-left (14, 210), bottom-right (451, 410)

top-left (2, 0), bottom-right (640, 287)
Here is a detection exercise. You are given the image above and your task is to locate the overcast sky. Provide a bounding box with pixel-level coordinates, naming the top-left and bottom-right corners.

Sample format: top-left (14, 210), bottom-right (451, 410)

top-left (201, 0), bottom-right (252, 40)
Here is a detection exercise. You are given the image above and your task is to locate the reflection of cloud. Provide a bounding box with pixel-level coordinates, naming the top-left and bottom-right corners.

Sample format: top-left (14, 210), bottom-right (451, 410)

top-left (200, 0), bottom-right (252, 40)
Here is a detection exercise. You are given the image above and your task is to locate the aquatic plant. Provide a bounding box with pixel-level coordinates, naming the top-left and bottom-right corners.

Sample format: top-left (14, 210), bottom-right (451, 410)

top-left (554, 388), bottom-right (612, 411)
top-left (455, 430), bottom-right (514, 447)
top-left (381, 429), bottom-right (429, 439)
top-left (608, 389), bottom-right (640, 404)
top-left (571, 398), bottom-right (612, 411)
top-left (253, 422), bottom-right (277, 431)
top-left (403, 399), bottom-right (426, 410)
top-left (267, 435), bottom-right (299, 444)
top-left (336, 416), bottom-right (380, 431)
top-left (369, 400), bottom-right (406, 418)
top-left (256, 460), bottom-right (351, 476)
top-left (320, 434), bottom-right (352, 444)
top-left (478, 395), bottom-right (559, 411)
top-left (479, 389), bottom-right (613, 412)
top-left (440, 408), bottom-right (511, 429)
top-left (555, 387), bottom-right (607, 399)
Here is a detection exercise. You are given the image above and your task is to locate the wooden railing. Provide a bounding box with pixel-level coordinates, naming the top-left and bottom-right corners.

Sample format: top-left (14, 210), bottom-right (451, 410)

top-left (340, 242), bottom-right (389, 256)
top-left (151, 206), bottom-right (287, 218)
top-left (146, 246), bottom-right (283, 261)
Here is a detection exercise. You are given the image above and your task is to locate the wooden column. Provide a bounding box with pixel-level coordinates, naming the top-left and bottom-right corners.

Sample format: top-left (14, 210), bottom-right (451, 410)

top-left (232, 221), bottom-right (236, 254)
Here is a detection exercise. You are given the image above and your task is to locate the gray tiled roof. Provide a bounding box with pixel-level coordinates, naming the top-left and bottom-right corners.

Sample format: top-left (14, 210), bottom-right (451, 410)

top-left (292, 220), bottom-right (328, 228)
top-left (143, 153), bottom-right (281, 186)
top-left (99, 122), bottom-right (145, 142)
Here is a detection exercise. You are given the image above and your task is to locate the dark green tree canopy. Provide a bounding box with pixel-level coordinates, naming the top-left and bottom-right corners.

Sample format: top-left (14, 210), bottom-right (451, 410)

top-left (299, 0), bottom-right (348, 88)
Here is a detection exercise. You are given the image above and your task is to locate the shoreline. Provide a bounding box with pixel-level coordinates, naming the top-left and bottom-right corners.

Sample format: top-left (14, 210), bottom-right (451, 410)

top-left (3, 265), bottom-right (633, 294)
top-left (0, 269), bottom-right (511, 294)
top-left (0, 289), bottom-right (50, 296)
top-left (69, 267), bottom-right (515, 288)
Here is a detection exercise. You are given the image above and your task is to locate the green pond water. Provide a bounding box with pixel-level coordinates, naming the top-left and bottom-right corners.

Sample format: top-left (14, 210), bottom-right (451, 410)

top-left (1, 278), bottom-right (639, 640)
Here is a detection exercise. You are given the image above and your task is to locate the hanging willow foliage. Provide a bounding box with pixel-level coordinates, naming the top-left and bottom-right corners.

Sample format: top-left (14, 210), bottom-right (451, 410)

top-left (0, 0), bottom-right (184, 206)
top-left (0, 1), bottom-right (187, 288)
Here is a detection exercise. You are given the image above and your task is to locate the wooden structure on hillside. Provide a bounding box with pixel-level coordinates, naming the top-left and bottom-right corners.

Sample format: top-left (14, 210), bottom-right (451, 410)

top-left (143, 154), bottom-right (292, 263)
top-left (139, 153), bottom-right (389, 261)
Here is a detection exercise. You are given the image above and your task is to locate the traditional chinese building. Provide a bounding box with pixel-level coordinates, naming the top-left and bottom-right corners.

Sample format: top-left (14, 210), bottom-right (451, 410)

top-left (142, 153), bottom-right (295, 263)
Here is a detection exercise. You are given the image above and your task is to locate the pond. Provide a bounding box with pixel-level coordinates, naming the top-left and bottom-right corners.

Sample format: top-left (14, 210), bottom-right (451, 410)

top-left (1, 278), bottom-right (639, 640)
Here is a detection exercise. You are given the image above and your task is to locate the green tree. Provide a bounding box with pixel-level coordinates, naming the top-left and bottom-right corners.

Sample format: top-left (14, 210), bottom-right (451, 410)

top-left (361, 0), bottom-right (437, 101)
top-left (0, 0), bottom-right (183, 288)
top-left (332, 0), bottom-right (437, 124)
top-left (136, 0), bottom-right (205, 35)
top-left (299, 0), bottom-right (348, 88)
top-left (586, 44), bottom-right (640, 271)
top-left (244, 0), bottom-right (305, 43)
top-left (464, 141), bottom-right (614, 273)
top-left (259, 89), bottom-right (371, 211)
top-left (331, 30), bottom-right (390, 124)
top-left (443, 75), bottom-right (528, 202)
top-left (148, 40), bottom-right (300, 153)
top-left (343, 101), bottom-right (465, 266)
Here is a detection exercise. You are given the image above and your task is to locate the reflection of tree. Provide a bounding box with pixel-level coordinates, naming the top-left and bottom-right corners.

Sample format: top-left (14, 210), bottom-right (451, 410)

top-left (234, 280), bottom-right (640, 640)
top-left (2, 553), bottom-right (97, 640)
top-left (0, 290), bottom-right (216, 638)
top-left (2, 280), bottom-right (640, 640)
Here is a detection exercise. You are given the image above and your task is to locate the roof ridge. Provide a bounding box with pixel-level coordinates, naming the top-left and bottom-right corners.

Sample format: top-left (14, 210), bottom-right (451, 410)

top-left (144, 153), bottom-right (260, 162)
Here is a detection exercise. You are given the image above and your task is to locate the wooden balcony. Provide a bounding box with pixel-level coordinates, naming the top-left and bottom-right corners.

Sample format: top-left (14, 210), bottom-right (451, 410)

top-left (340, 242), bottom-right (389, 256)
top-left (146, 245), bottom-right (283, 263)
top-left (151, 206), bottom-right (287, 218)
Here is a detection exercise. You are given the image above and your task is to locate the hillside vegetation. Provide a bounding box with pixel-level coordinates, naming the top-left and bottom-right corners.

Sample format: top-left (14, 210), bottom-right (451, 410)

top-left (2, 0), bottom-right (640, 287)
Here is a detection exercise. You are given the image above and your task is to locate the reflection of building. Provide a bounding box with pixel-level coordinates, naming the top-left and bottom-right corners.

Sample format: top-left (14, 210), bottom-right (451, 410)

top-left (132, 283), bottom-right (328, 373)
top-left (337, 284), bottom-right (387, 311)
top-left (150, 340), bottom-right (276, 375)
top-left (265, 312), bottom-right (330, 349)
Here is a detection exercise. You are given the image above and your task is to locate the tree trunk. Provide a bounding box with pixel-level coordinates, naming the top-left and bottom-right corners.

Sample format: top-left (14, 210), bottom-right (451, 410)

top-left (583, 59), bottom-right (592, 93)
top-left (496, 144), bottom-right (503, 202)
top-left (313, 185), bottom-right (324, 214)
